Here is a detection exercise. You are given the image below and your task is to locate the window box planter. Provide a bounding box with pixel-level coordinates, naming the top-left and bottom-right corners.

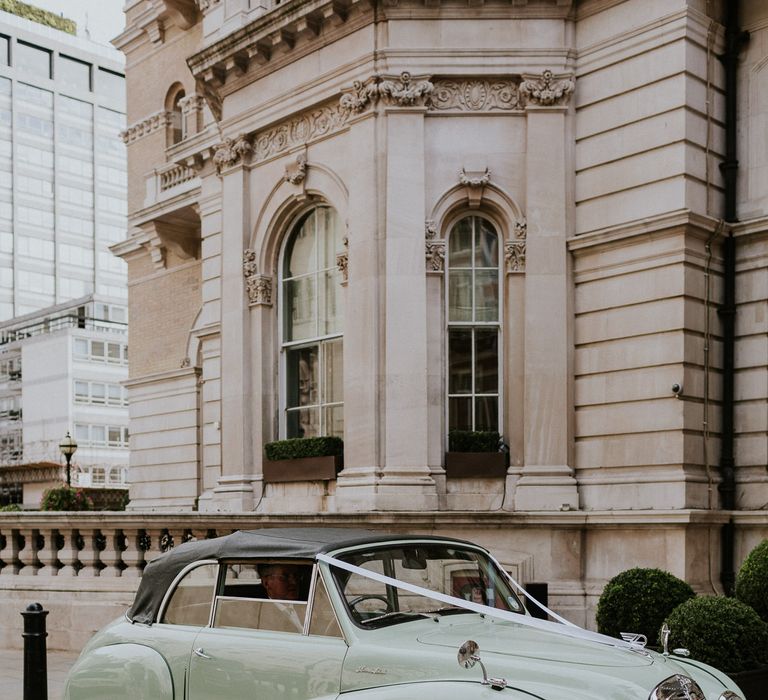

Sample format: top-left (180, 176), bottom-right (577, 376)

top-left (263, 436), bottom-right (344, 483)
top-left (263, 454), bottom-right (343, 483)
top-left (444, 452), bottom-right (507, 478)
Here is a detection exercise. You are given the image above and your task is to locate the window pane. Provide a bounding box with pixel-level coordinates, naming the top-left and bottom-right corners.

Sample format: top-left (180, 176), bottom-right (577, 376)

top-left (286, 346), bottom-right (318, 409)
top-left (319, 207), bottom-right (342, 270)
top-left (287, 407), bottom-right (319, 439)
top-left (449, 218), bottom-right (472, 268)
top-left (107, 343), bottom-right (120, 361)
top-left (448, 330), bottom-right (472, 394)
top-left (324, 405), bottom-right (344, 438)
top-left (284, 211), bottom-right (315, 278)
top-left (476, 220), bottom-right (499, 268)
top-left (96, 68), bottom-right (125, 106)
top-left (0, 35), bottom-right (8, 66)
top-left (308, 577), bottom-right (342, 638)
top-left (324, 339), bottom-right (343, 403)
top-left (323, 271), bottom-right (341, 335)
top-left (475, 330), bottom-right (498, 393)
top-left (449, 397), bottom-right (472, 431)
top-left (15, 42), bottom-right (51, 79)
top-left (474, 397), bottom-right (498, 431)
top-left (284, 276), bottom-right (316, 342)
top-left (475, 270), bottom-right (498, 322)
top-left (91, 341), bottom-right (104, 357)
top-left (59, 55), bottom-right (91, 92)
top-left (92, 426), bottom-right (105, 444)
top-left (162, 563), bottom-right (217, 626)
top-left (448, 271), bottom-right (472, 322)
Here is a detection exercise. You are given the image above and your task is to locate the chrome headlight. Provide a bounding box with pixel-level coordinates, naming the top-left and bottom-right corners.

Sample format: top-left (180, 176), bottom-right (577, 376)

top-left (649, 675), bottom-right (705, 700)
top-left (718, 693), bottom-right (743, 700)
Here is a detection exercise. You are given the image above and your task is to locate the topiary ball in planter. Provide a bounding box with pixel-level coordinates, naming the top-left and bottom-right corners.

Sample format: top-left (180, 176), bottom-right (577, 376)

top-left (735, 539), bottom-right (768, 624)
top-left (666, 596), bottom-right (768, 675)
top-left (596, 568), bottom-right (695, 646)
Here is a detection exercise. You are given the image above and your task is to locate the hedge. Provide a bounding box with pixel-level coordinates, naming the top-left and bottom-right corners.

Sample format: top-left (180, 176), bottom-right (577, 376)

top-left (735, 539), bottom-right (768, 624)
top-left (0, 0), bottom-right (76, 34)
top-left (448, 430), bottom-right (500, 453)
top-left (264, 436), bottom-right (343, 461)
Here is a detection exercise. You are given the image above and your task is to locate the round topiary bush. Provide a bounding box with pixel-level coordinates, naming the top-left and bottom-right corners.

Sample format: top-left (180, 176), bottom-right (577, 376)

top-left (666, 596), bottom-right (768, 674)
top-left (735, 539), bottom-right (768, 624)
top-left (596, 568), bottom-right (695, 646)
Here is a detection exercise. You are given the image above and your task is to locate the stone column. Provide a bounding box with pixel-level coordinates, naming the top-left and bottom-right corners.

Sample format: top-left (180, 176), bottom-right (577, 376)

top-left (36, 528), bottom-right (59, 577)
top-left (212, 136), bottom-right (257, 510)
top-left (514, 70), bottom-right (579, 511)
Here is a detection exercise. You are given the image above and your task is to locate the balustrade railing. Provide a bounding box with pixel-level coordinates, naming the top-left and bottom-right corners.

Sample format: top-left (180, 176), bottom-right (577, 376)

top-left (159, 163), bottom-right (197, 192)
top-left (0, 514), bottom-right (249, 579)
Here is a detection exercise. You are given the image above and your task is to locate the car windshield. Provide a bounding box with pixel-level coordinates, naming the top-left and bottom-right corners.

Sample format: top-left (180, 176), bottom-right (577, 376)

top-left (331, 542), bottom-right (525, 628)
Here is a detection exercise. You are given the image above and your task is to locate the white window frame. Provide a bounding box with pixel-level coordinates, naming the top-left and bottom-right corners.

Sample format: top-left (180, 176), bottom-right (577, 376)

top-left (444, 213), bottom-right (504, 445)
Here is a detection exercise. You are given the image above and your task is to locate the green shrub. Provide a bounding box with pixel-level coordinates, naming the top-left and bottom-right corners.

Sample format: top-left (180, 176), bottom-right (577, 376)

top-left (735, 539), bottom-right (768, 624)
top-left (0, 0), bottom-right (76, 34)
top-left (264, 436), bottom-right (343, 461)
top-left (0, 503), bottom-right (21, 512)
top-left (448, 430), bottom-right (500, 453)
top-left (40, 486), bottom-right (94, 512)
top-left (666, 596), bottom-right (768, 674)
top-left (596, 568), bottom-right (695, 646)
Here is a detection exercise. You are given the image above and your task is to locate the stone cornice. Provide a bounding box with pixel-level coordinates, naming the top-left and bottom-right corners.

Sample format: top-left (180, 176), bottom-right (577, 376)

top-left (121, 110), bottom-right (173, 145)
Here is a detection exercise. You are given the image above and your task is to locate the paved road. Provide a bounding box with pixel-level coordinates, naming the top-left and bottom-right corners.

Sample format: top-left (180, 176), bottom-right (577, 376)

top-left (0, 647), bottom-right (80, 700)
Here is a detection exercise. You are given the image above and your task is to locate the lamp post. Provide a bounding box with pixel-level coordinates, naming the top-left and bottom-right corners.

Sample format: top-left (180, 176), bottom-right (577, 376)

top-left (59, 432), bottom-right (78, 488)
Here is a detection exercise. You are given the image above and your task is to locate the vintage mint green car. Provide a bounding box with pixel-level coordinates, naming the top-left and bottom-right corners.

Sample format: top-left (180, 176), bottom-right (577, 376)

top-left (64, 528), bottom-right (744, 700)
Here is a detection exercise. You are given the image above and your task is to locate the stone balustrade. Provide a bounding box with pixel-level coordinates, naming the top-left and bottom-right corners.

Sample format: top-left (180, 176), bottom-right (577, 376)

top-left (159, 162), bottom-right (197, 192)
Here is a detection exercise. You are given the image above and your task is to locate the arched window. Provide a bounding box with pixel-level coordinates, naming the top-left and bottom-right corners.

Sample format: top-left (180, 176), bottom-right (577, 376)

top-left (167, 87), bottom-right (185, 145)
top-left (446, 215), bottom-right (500, 432)
top-left (281, 206), bottom-right (344, 439)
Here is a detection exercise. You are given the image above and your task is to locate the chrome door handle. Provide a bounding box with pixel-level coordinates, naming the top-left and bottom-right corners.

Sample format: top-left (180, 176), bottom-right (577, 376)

top-left (194, 647), bottom-right (212, 659)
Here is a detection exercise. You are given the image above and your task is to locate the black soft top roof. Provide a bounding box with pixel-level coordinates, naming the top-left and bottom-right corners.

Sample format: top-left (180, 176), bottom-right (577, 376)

top-left (127, 527), bottom-right (476, 624)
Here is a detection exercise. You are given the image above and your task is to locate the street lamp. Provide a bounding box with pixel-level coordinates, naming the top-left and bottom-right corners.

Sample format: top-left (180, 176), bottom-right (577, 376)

top-left (59, 431), bottom-right (78, 488)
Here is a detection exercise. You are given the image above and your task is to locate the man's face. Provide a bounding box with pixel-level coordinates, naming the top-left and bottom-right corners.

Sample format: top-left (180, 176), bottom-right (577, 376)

top-left (261, 564), bottom-right (302, 600)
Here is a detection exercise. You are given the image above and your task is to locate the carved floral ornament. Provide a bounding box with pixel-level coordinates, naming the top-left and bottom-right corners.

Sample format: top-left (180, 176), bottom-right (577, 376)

top-left (519, 70), bottom-right (575, 107)
top-left (340, 72), bottom-right (435, 113)
top-left (284, 153), bottom-right (307, 185)
top-left (243, 250), bottom-right (272, 306)
top-left (336, 236), bottom-right (349, 286)
top-left (213, 135), bottom-right (252, 173)
top-left (505, 219), bottom-right (527, 274)
top-left (425, 220), bottom-right (446, 274)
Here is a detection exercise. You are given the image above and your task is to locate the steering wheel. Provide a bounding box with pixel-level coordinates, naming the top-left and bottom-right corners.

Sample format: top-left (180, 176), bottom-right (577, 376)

top-left (347, 594), bottom-right (391, 614)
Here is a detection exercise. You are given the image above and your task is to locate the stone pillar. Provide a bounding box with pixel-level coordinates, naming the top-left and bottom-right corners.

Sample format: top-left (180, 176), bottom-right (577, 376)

top-left (514, 70), bottom-right (579, 511)
top-left (213, 136), bottom-right (257, 510)
top-left (36, 528), bottom-right (59, 577)
top-left (336, 78), bottom-right (437, 511)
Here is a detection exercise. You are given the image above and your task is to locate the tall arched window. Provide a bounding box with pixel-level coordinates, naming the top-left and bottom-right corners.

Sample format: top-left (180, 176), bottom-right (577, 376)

top-left (167, 87), bottom-right (185, 145)
top-left (281, 206), bottom-right (344, 439)
top-left (447, 215), bottom-right (500, 432)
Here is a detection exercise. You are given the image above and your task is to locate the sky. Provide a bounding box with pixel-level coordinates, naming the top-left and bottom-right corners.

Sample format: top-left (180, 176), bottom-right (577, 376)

top-left (22, 0), bottom-right (126, 47)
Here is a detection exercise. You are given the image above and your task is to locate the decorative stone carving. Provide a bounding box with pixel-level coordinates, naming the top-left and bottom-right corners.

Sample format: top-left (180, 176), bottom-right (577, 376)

top-left (339, 72), bottom-right (433, 113)
top-left (460, 168), bottom-right (491, 208)
top-left (520, 70), bottom-right (575, 107)
top-left (284, 153), bottom-right (307, 185)
top-left (243, 249), bottom-right (257, 279)
top-left (246, 274), bottom-right (273, 306)
top-left (505, 218), bottom-right (527, 273)
top-left (178, 93), bottom-right (206, 116)
top-left (429, 80), bottom-right (521, 112)
top-left (252, 104), bottom-right (348, 164)
top-left (213, 135), bottom-right (252, 173)
top-left (336, 237), bottom-right (349, 286)
top-left (340, 79), bottom-right (379, 113)
top-left (196, 0), bottom-right (221, 9)
top-left (460, 168), bottom-right (491, 188)
top-left (425, 220), bottom-right (445, 273)
top-left (121, 110), bottom-right (173, 144)
top-left (377, 72), bottom-right (433, 107)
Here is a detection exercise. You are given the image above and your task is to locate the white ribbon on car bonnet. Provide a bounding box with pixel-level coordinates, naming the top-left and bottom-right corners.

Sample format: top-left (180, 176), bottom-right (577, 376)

top-left (317, 553), bottom-right (637, 652)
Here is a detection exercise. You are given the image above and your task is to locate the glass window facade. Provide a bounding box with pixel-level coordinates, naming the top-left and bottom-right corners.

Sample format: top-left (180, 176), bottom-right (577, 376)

top-left (59, 55), bottom-right (91, 92)
top-left (281, 207), bottom-right (344, 439)
top-left (447, 216), bottom-right (501, 433)
top-left (15, 41), bottom-right (51, 79)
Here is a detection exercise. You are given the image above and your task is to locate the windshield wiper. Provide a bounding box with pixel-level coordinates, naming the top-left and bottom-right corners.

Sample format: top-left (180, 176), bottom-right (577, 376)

top-left (359, 610), bottom-right (431, 625)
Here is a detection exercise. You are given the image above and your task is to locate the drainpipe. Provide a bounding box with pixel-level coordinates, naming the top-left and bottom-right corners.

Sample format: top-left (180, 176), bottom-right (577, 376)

top-left (717, 1), bottom-right (748, 596)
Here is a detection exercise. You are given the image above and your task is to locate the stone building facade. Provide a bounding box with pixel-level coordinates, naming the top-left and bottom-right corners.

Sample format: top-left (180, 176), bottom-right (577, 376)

top-left (113, 0), bottom-right (768, 625)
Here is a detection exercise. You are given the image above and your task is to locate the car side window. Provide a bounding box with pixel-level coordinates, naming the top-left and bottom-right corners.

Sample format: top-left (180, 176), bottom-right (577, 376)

top-left (162, 562), bottom-right (218, 626)
top-left (308, 574), bottom-right (343, 638)
top-left (213, 562), bottom-right (311, 634)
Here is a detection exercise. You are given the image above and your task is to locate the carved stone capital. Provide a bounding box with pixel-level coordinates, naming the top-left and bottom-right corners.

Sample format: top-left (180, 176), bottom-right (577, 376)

top-left (339, 78), bottom-right (379, 114)
top-left (284, 153), bottom-right (307, 185)
top-left (336, 236), bottom-right (349, 286)
top-left (243, 249), bottom-right (258, 278)
top-left (378, 72), bottom-right (433, 107)
top-left (213, 135), bottom-right (252, 173)
top-left (425, 240), bottom-right (446, 273)
top-left (246, 274), bottom-right (273, 306)
top-left (425, 220), bottom-right (438, 240)
top-left (520, 70), bottom-right (575, 107)
top-left (505, 240), bottom-right (526, 273)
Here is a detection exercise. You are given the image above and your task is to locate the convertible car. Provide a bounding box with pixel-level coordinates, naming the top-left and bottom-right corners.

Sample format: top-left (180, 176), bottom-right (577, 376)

top-left (64, 527), bottom-right (744, 700)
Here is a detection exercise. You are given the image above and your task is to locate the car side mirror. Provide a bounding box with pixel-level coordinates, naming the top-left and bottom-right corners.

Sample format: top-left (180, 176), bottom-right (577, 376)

top-left (457, 640), bottom-right (479, 669)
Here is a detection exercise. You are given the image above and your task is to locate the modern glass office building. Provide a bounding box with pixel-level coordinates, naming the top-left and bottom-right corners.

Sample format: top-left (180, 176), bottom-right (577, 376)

top-left (0, 8), bottom-right (128, 503)
top-left (0, 8), bottom-right (127, 320)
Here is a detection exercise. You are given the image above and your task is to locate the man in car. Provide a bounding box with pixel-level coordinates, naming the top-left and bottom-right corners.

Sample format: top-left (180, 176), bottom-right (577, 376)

top-left (259, 563), bottom-right (306, 601)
